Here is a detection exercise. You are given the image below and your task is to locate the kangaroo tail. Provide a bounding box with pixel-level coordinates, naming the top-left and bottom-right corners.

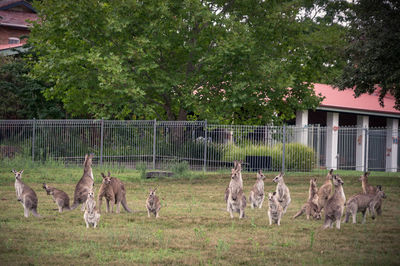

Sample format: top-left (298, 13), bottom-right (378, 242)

top-left (32, 208), bottom-right (41, 218)
top-left (293, 207), bottom-right (305, 219)
top-left (121, 198), bottom-right (132, 213)
top-left (70, 201), bottom-right (80, 210)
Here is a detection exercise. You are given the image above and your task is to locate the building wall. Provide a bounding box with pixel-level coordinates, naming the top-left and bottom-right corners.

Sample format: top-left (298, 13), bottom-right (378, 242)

top-left (0, 27), bottom-right (29, 44)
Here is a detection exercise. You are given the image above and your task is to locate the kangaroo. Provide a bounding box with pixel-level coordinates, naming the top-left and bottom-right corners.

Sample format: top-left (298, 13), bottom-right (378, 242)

top-left (42, 183), bottom-right (70, 212)
top-left (359, 172), bottom-right (378, 195)
top-left (272, 172), bottom-right (291, 213)
top-left (225, 160), bottom-right (243, 203)
top-left (369, 186), bottom-right (387, 219)
top-left (146, 188), bottom-right (161, 218)
top-left (71, 154), bottom-right (95, 211)
top-left (293, 178), bottom-right (321, 220)
top-left (323, 174), bottom-right (346, 229)
top-left (226, 164), bottom-right (246, 219)
top-left (317, 169), bottom-right (334, 212)
top-left (267, 192), bottom-right (284, 225)
top-left (12, 170), bottom-right (40, 218)
top-left (98, 172), bottom-right (132, 213)
top-left (83, 190), bottom-right (100, 228)
top-left (249, 170), bottom-right (266, 209)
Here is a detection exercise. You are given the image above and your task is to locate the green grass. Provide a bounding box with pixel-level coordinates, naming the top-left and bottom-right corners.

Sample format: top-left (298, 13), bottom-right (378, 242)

top-left (0, 163), bottom-right (399, 265)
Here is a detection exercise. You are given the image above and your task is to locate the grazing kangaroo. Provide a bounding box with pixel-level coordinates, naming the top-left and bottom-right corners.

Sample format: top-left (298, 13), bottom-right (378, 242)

top-left (12, 170), bottom-right (40, 218)
top-left (369, 186), bottom-right (387, 219)
top-left (249, 170), bottom-right (266, 209)
top-left (71, 154), bottom-right (95, 211)
top-left (323, 175), bottom-right (346, 229)
top-left (225, 161), bottom-right (243, 203)
top-left (42, 183), bottom-right (70, 212)
top-left (359, 172), bottom-right (379, 194)
top-left (98, 172), bottom-right (132, 213)
top-left (293, 178), bottom-right (321, 220)
top-left (83, 190), bottom-right (100, 228)
top-left (146, 188), bottom-right (161, 218)
top-left (317, 169), bottom-right (334, 212)
top-left (267, 192), bottom-right (283, 226)
top-left (226, 164), bottom-right (246, 218)
top-left (272, 172), bottom-right (291, 213)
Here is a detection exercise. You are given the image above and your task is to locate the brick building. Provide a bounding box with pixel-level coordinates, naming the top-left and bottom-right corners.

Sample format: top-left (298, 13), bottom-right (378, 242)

top-left (0, 0), bottom-right (37, 55)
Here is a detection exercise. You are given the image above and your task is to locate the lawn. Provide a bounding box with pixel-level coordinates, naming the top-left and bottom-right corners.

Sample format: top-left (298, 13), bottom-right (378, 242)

top-left (0, 162), bottom-right (399, 265)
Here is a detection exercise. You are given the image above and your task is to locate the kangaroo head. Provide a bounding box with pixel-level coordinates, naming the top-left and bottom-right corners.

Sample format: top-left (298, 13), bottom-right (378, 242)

top-left (231, 168), bottom-right (240, 180)
top-left (268, 192), bottom-right (276, 201)
top-left (149, 188), bottom-right (157, 197)
top-left (332, 175), bottom-right (344, 186)
top-left (376, 187), bottom-right (386, 199)
top-left (101, 172), bottom-right (112, 185)
top-left (12, 169), bottom-right (24, 180)
top-left (42, 183), bottom-right (53, 195)
top-left (88, 190), bottom-right (95, 199)
top-left (84, 153), bottom-right (94, 167)
top-left (359, 172), bottom-right (370, 182)
top-left (326, 169), bottom-right (334, 180)
top-left (272, 172), bottom-right (284, 183)
top-left (257, 170), bottom-right (265, 180)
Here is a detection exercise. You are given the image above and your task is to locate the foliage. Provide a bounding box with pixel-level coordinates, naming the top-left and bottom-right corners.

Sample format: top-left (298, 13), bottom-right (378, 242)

top-left (135, 162), bottom-right (147, 179)
top-left (170, 160), bottom-right (190, 178)
top-left (28, 0), bottom-right (346, 124)
top-left (0, 56), bottom-right (65, 119)
top-left (223, 142), bottom-right (316, 171)
top-left (336, 0), bottom-right (400, 110)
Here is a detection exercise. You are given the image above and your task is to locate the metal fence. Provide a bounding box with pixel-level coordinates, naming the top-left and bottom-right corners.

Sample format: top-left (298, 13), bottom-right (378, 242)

top-left (0, 119), bottom-right (398, 173)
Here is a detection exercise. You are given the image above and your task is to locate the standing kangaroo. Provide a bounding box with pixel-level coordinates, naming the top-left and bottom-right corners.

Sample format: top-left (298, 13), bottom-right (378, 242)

top-left (267, 192), bottom-right (283, 226)
top-left (71, 154), bottom-right (94, 211)
top-left (98, 172), bottom-right (132, 213)
top-left (12, 170), bottom-right (40, 218)
top-left (359, 172), bottom-right (379, 194)
top-left (83, 190), bottom-right (101, 228)
top-left (317, 169), bottom-right (334, 212)
top-left (226, 164), bottom-right (246, 219)
top-left (293, 178), bottom-right (321, 220)
top-left (369, 186), bottom-right (386, 218)
top-left (323, 175), bottom-right (346, 229)
top-left (146, 188), bottom-right (161, 218)
top-left (249, 170), bottom-right (266, 209)
top-left (225, 161), bottom-right (243, 203)
top-left (272, 172), bottom-right (291, 214)
top-left (42, 183), bottom-right (70, 212)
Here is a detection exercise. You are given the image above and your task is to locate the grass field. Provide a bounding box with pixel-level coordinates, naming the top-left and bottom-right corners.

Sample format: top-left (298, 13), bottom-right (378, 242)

top-left (0, 161), bottom-right (399, 265)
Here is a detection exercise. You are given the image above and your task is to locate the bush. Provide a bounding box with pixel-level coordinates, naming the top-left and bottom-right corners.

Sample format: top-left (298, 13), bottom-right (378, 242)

top-left (136, 162), bottom-right (147, 179)
top-left (222, 143), bottom-right (316, 172)
top-left (170, 160), bottom-right (190, 178)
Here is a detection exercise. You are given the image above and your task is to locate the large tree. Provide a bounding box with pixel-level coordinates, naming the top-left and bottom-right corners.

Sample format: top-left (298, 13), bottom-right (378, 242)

top-left (29, 0), bottom-right (346, 124)
top-left (336, 0), bottom-right (400, 110)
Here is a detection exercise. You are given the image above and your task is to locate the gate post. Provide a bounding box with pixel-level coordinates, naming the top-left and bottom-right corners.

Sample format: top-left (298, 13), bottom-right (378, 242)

top-left (100, 118), bottom-right (104, 165)
top-left (203, 120), bottom-right (208, 172)
top-left (32, 118), bottom-right (36, 163)
top-left (153, 119), bottom-right (157, 170)
top-left (282, 125), bottom-right (286, 173)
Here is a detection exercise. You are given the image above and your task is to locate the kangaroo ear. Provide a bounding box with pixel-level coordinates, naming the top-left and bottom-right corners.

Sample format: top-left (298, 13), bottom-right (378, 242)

top-left (20, 170), bottom-right (24, 174)
top-left (273, 191), bottom-right (276, 196)
top-left (280, 172), bottom-right (285, 177)
top-left (329, 169), bottom-right (333, 174)
top-left (108, 171), bottom-right (111, 177)
top-left (154, 188), bottom-right (157, 192)
top-left (42, 183), bottom-right (46, 188)
top-left (12, 169), bottom-right (16, 173)
top-left (101, 173), bottom-right (106, 178)
top-left (377, 185), bottom-right (382, 191)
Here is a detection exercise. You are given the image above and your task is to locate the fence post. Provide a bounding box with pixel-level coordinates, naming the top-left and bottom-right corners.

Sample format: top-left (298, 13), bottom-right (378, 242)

top-left (316, 124), bottom-right (320, 170)
top-left (203, 120), bottom-right (208, 172)
top-left (100, 118), bottom-right (104, 165)
top-left (364, 128), bottom-right (369, 172)
top-left (153, 119), bottom-right (157, 170)
top-left (282, 124), bottom-right (286, 173)
top-left (32, 118), bottom-right (36, 163)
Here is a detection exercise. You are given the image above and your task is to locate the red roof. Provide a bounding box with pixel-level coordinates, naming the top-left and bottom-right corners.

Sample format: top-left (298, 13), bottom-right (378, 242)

top-left (313, 83), bottom-right (400, 115)
top-left (0, 10), bottom-right (37, 28)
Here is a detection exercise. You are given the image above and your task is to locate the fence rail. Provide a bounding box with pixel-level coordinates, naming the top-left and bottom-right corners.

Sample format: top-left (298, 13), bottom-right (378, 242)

top-left (0, 120), bottom-right (398, 173)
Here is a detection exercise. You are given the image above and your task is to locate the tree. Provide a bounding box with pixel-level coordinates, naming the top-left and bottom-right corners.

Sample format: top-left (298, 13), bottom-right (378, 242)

top-left (336, 0), bottom-right (400, 110)
top-left (29, 0), bottom-right (346, 124)
top-left (0, 55), bottom-right (65, 119)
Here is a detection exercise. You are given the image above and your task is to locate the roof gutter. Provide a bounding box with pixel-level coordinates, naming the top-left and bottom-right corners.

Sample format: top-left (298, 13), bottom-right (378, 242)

top-left (316, 106), bottom-right (400, 119)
